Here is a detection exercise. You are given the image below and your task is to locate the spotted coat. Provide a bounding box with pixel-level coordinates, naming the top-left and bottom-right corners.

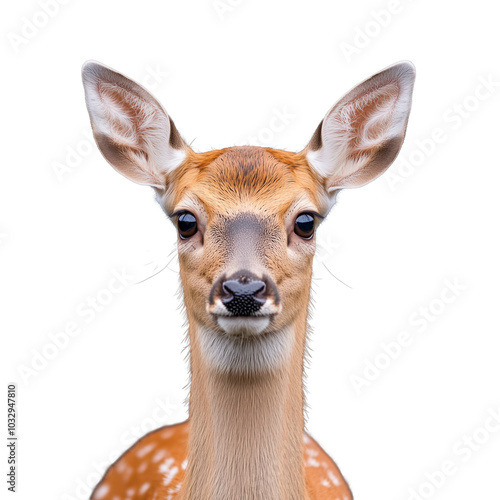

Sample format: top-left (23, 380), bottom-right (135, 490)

top-left (91, 421), bottom-right (352, 500)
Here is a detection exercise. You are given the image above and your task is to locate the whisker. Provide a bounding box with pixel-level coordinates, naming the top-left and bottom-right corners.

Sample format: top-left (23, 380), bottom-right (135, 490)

top-left (134, 262), bottom-right (172, 284)
top-left (165, 252), bottom-right (180, 273)
top-left (322, 263), bottom-right (353, 289)
top-left (135, 247), bottom-right (179, 284)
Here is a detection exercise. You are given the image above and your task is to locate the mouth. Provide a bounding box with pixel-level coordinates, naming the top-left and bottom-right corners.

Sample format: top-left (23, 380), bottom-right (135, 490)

top-left (207, 299), bottom-right (281, 336)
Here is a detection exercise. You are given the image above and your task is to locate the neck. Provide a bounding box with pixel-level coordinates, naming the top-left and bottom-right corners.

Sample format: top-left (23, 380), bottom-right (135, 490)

top-left (180, 323), bottom-right (308, 500)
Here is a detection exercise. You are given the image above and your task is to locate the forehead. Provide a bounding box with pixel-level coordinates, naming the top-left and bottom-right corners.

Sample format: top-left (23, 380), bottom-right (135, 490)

top-left (172, 146), bottom-right (323, 218)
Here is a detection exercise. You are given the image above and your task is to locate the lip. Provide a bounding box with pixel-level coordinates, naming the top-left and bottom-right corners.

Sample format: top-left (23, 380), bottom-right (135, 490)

top-left (207, 298), bottom-right (281, 317)
top-left (215, 315), bottom-right (271, 336)
top-left (206, 299), bottom-right (281, 336)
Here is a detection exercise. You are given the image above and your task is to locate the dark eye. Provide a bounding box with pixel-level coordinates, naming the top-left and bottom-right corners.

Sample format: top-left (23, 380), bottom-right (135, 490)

top-left (294, 213), bottom-right (315, 239)
top-left (177, 212), bottom-right (197, 239)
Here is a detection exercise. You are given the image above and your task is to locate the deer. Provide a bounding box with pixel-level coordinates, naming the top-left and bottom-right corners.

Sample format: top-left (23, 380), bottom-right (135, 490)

top-left (82, 59), bottom-right (415, 500)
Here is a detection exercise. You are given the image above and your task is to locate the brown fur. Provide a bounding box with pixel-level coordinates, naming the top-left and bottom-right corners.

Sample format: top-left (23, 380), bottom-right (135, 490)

top-left (83, 60), bottom-right (415, 500)
top-left (90, 145), bottom-right (352, 500)
top-left (167, 147), bottom-right (325, 215)
top-left (91, 421), bottom-right (352, 500)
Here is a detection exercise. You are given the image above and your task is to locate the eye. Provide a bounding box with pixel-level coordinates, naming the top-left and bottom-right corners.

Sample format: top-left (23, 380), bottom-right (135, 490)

top-left (294, 213), bottom-right (315, 239)
top-left (177, 212), bottom-right (197, 239)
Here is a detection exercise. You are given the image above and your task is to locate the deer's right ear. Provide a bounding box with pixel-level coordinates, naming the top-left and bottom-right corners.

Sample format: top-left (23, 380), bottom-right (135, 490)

top-left (81, 61), bottom-right (188, 190)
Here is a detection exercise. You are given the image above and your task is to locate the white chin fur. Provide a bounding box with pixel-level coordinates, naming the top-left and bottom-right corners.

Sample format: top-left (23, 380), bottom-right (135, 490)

top-left (198, 325), bottom-right (294, 376)
top-left (217, 316), bottom-right (270, 336)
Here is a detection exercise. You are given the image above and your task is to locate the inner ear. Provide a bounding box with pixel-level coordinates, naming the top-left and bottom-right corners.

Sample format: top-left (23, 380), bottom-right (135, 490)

top-left (82, 61), bottom-right (188, 190)
top-left (337, 135), bottom-right (404, 189)
top-left (305, 62), bottom-right (415, 192)
top-left (349, 83), bottom-right (400, 149)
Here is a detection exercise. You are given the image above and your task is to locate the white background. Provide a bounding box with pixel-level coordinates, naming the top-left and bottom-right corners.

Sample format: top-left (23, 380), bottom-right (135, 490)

top-left (2, 1), bottom-right (500, 499)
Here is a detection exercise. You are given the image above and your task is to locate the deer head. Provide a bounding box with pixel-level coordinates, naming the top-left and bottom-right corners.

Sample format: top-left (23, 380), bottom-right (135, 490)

top-left (82, 61), bottom-right (415, 377)
top-left (83, 60), bottom-right (415, 500)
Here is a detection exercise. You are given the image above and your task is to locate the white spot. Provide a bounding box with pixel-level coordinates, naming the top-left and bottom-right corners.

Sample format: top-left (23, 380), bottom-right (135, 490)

top-left (152, 449), bottom-right (168, 463)
top-left (181, 458), bottom-right (188, 470)
top-left (138, 462), bottom-right (148, 473)
top-left (303, 434), bottom-right (311, 444)
top-left (126, 487), bottom-right (135, 496)
top-left (93, 483), bottom-right (109, 499)
top-left (160, 457), bottom-right (179, 486)
top-left (327, 469), bottom-right (341, 486)
top-left (167, 482), bottom-right (182, 495)
top-left (136, 443), bottom-right (155, 458)
top-left (139, 482), bottom-right (151, 494)
top-left (161, 429), bottom-right (174, 439)
top-left (305, 447), bottom-right (319, 457)
top-left (306, 457), bottom-right (320, 468)
top-left (118, 463), bottom-right (133, 482)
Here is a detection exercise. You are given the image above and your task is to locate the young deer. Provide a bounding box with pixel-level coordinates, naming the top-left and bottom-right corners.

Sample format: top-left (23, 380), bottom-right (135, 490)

top-left (82, 60), bottom-right (415, 500)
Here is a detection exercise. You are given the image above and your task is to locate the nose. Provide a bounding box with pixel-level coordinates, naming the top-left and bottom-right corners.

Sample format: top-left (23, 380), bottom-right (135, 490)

top-left (221, 274), bottom-right (267, 316)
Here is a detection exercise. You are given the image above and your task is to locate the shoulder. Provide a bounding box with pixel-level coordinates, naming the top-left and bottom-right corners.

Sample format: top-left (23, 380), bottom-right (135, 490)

top-left (303, 432), bottom-right (353, 500)
top-left (91, 420), bottom-right (189, 500)
top-left (90, 423), bottom-right (353, 500)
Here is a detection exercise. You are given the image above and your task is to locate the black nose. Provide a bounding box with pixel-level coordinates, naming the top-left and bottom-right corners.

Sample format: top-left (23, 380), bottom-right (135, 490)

top-left (221, 276), bottom-right (266, 315)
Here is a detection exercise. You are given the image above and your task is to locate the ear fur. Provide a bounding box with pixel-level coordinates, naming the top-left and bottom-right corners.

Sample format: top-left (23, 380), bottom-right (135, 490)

top-left (305, 61), bottom-right (416, 198)
top-left (82, 61), bottom-right (188, 190)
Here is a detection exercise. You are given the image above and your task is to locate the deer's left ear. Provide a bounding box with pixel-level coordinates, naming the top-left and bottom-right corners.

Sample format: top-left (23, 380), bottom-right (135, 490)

top-left (305, 61), bottom-right (415, 197)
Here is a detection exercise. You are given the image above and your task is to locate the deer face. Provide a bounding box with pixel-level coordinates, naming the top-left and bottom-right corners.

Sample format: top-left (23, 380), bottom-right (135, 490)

top-left (82, 61), bottom-right (415, 374)
top-left (167, 146), bottom-right (326, 339)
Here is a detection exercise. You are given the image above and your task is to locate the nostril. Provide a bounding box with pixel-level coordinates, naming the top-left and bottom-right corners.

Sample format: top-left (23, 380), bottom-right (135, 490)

top-left (220, 279), bottom-right (267, 315)
top-left (221, 282), bottom-right (234, 302)
top-left (254, 282), bottom-right (266, 299)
